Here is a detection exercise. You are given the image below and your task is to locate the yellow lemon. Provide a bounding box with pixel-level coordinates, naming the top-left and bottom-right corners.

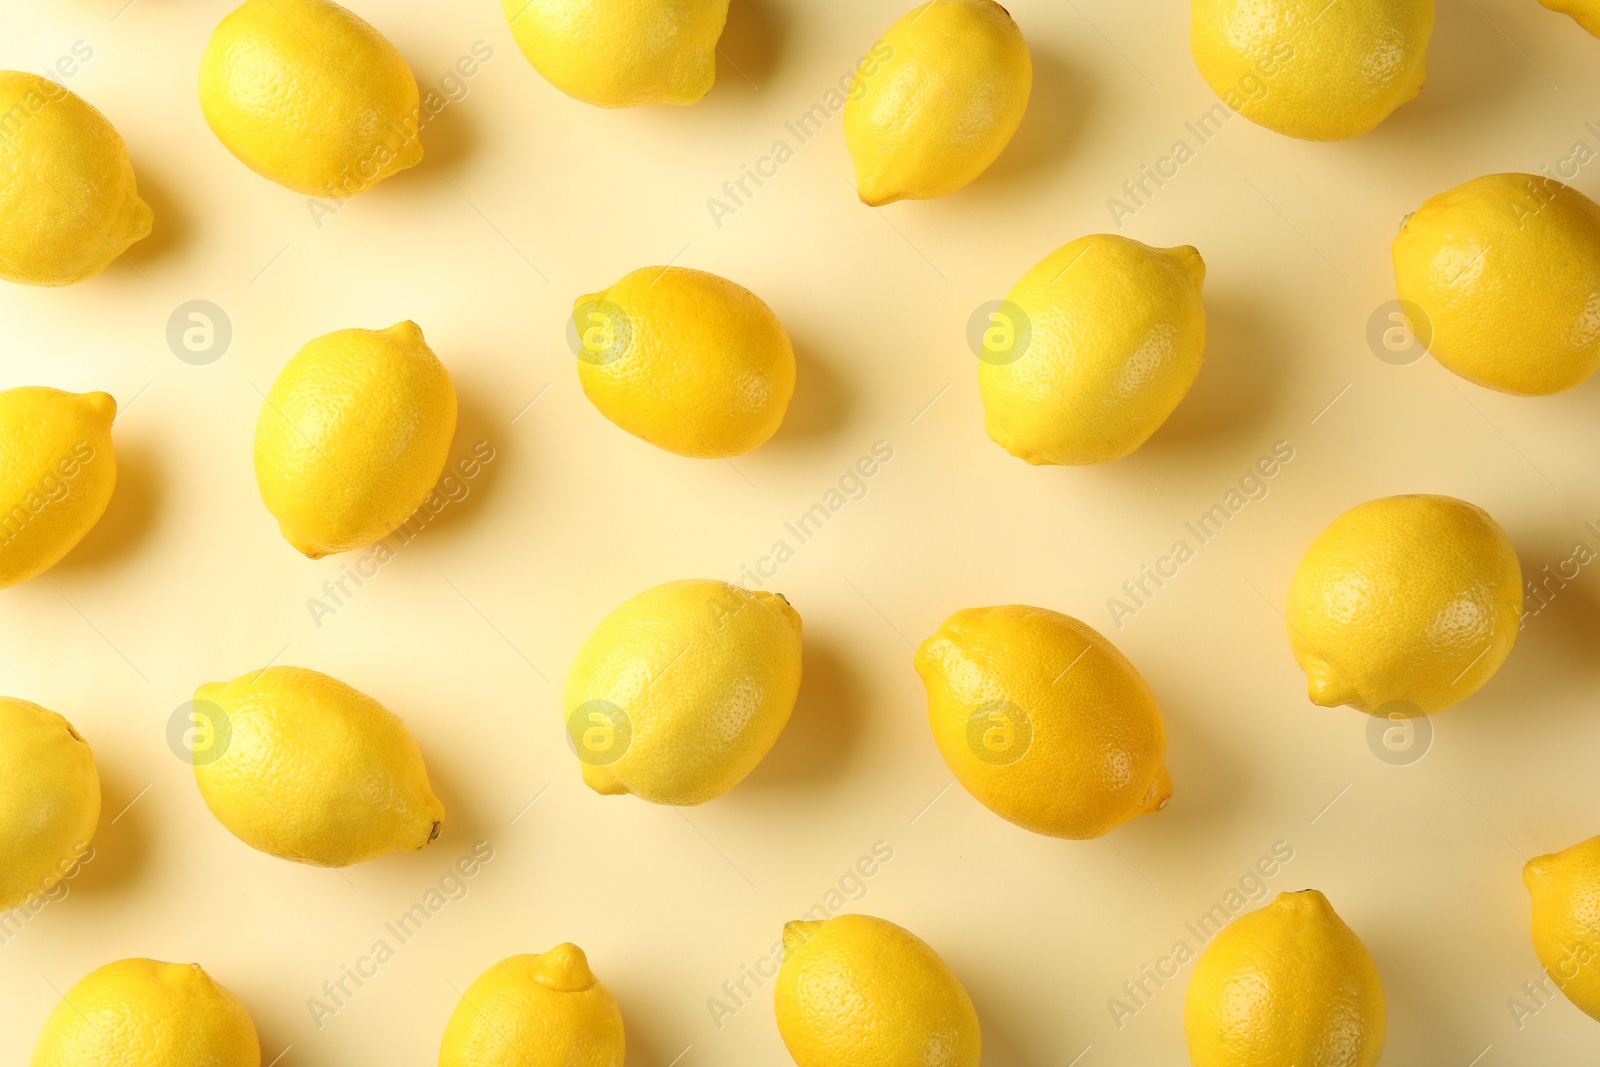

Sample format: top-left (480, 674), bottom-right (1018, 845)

top-left (255, 321), bottom-right (456, 558)
top-left (1543, 0), bottom-right (1600, 36)
top-left (1526, 835), bottom-right (1600, 1021)
top-left (564, 579), bottom-right (802, 805)
top-left (31, 958), bottom-right (259, 1067)
top-left (1189, 0), bottom-right (1433, 140)
top-left (1287, 494), bottom-right (1522, 716)
top-left (200, 0), bottom-right (422, 197)
top-left (0, 72), bottom-right (151, 286)
top-left (0, 698), bottom-right (98, 911)
top-left (573, 267), bottom-right (794, 458)
top-left (439, 945), bottom-right (624, 1067)
top-left (1393, 172), bottom-right (1600, 395)
top-left (502, 0), bottom-right (729, 108)
top-left (1185, 890), bottom-right (1385, 1066)
top-left (980, 234), bottom-right (1206, 466)
top-left (775, 913), bottom-right (980, 1067)
top-left (193, 666), bottom-right (444, 867)
top-left (915, 604), bottom-right (1172, 839)
top-left (0, 387), bottom-right (117, 589)
top-left (844, 0), bottom-right (1032, 205)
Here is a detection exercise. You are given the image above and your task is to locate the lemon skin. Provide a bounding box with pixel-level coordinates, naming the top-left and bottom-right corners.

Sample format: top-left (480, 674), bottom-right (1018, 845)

top-left (1185, 890), bottom-right (1386, 1066)
top-left (845, 0), bottom-right (1032, 206)
top-left (981, 234), bottom-right (1206, 466)
top-left (439, 945), bottom-right (624, 1067)
top-left (1542, 0), bottom-right (1600, 36)
top-left (1526, 836), bottom-right (1600, 1021)
top-left (0, 698), bottom-right (99, 911)
top-left (1394, 173), bottom-right (1600, 395)
top-left (0, 72), bottom-right (151, 286)
top-left (1286, 494), bottom-right (1522, 716)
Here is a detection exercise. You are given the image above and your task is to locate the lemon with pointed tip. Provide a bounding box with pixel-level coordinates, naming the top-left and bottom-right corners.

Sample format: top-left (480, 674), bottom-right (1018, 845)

top-left (0, 387), bottom-right (118, 589)
top-left (31, 958), bottom-right (260, 1067)
top-left (844, 0), bottom-right (1032, 205)
top-left (1287, 494), bottom-right (1522, 716)
top-left (916, 604), bottom-right (1173, 839)
top-left (1542, 0), bottom-right (1600, 36)
top-left (1525, 835), bottom-right (1600, 1021)
top-left (0, 699), bottom-right (99, 911)
top-left (255, 321), bottom-right (456, 558)
top-left (1185, 890), bottom-right (1386, 1065)
top-left (981, 234), bottom-right (1206, 466)
top-left (439, 944), bottom-right (624, 1067)
top-left (775, 913), bottom-right (980, 1067)
top-left (193, 666), bottom-right (444, 866)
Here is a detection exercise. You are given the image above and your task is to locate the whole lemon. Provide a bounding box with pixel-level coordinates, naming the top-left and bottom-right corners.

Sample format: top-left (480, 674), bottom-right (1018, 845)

top-left (1543, 0), bottom-right (1600, 36)
top-left (0, 72), bottom-right (151, 286)
top-left (1184, 890), bottom-right (1386, 1066)
top-left (32, 958), bottom-right (259, 1067)
top-left (200, 0), bottom-right (422, 197)
top-left (439, 944), bottom-right (624, 1067)
top-left (573, 267), bottom-right (794, 458)
top-left (0, 698), bottom-right (99, 911)
top-left (915, 605), bottom-right (1172, 839)
top-left (255, 321), bottom-right (456, 558)
top-left (193, 666), bottom-right (444, 867)
top-left (564, 579), bottom-right (802, 805)
top-left (502, 0), bottom-right (729, 108)
top-left (1189, 0), bottom-right (1433, 140)
top-left (1526, 835), bottom-right (1600, 1021)
top-left (844, 0), bottom-right (1032, 206)
top-left (981, 234), bottom-right (1206, 466)
top-left (1287, 494), bottom-right (1522, 716)
top-left (0, 387), bottom-right (117, 589)
top-left (1393, 173), bottom-right (1600, 395)
top-left (775, 913), bottom-right (980, 1067)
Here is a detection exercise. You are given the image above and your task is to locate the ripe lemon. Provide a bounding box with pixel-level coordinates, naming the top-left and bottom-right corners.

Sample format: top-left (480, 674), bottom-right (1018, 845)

top-left (844, 0), bottom-right (1032, 205)
top-left (915, 604), bottom-right (1172, 839)
top-left (1526, 835), bottom-right (1600, 1021)
top-left (439, 945), bottom-right (624, 1067)
top-left (573, 267), bottom-right (794, 458)
top-left (255, 321), bottom-right (456, 558)
top-left (200, 0), bottom-right (422, 197)
top-left (980, 234), bottom-right (1206, 466)
top-left (1393, 173), bottom-right (1600, 395)
top-left (0, 698), bottom-right (98, 911)
top-left (193, 666), bottom-right (444, 867)
top-left (775, 913), bottom-right (980, 1067)
top-left (1184, 890), bottom-right (1386, 1066)
top-left (31, 958), bottom-right (259, 1067)
top-left (0, 387), bottom-right (117, 589)
top-left (1543, 0), bottom-right (1600, 36)
top-left (1287, 494), bottom-right (1522, 716)
top-left (502, 0), bottom-right (729, 108)
top-left (564, 579), bottom-right (802, 805)
top-left (0, 72), bottom-right (151, 286)
top-left (1189, 0), bottom-right (1433, 140)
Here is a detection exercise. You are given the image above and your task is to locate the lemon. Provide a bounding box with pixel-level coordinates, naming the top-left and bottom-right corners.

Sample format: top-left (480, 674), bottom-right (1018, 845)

top-left (564, 579), bottom-right (802, 805)
top-left (1184, 890), bottom-right (1386, 1066)
top-left (0, 72), bottom-right (151, 286)
top-left (1189, 0), bottom-right (1433, 140)
top-left (439, 944), bottom-right (625, 1067)
top-left (1526, 835), bottom-right (1600, 1021)
top-left (503, 0), bottom-right (729, 108)
top-left (915, 604), bottom-right (1172, 839)
top-left (844, 0), bottom-right (1032, 206)
top-left (31, 958), bottom-right (259, 1067)
top-left (573, 267), bottom-right (794, 458)
top-left (1543, 0), bottom-right (1600, 35)
top-left (980, 234), bottom-right (1206, 466)
top-left (255, 321), bottom-right (456, 558)
top-left (0, 387), bottom-right (118, 589)
top-left (0, 699), bottom-right (98, 911)
top-left (1287, 494), bottom-right (1522, 716)
top-left (1393, 173), bottom-right (1600, 395)
top-left (200, 0), bottom-right (422, 197)
top-left (775, 913), bottom-right (980, 1067)
top-left (193, 666), bottom-right (444, 867)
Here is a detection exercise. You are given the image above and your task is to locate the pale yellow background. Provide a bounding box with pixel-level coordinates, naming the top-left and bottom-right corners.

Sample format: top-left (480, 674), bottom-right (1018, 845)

top-left (3, 0), bottom-right (1600, 1062)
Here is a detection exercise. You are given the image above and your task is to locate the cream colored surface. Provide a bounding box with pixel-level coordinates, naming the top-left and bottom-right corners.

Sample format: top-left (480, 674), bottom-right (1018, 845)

top-left (2, 0), bottom-right (1600, 1062)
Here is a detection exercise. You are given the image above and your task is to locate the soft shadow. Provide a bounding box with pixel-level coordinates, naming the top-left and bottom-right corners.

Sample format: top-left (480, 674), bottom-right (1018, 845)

top-left (741, 640), bottom-right (863, 790)
top-left (1367, 2), bottom-right (1529, 139)
top-left (1138, 697), bottom-right (1253, 838)
top-left (54, 434), bottom-right (161, 575)
top-left (401, 384), bottom-right (504, 544)
top-left (716, 0), bottom-right (787, 93)
top-left (1468, 546), bottom-right (1600, 710)
top-left (71, 759), bottom-right (152, 898)
top-left (766, 344), bottom-right (851, 450)
top-left (970, 47), bottom-right (1091, 195)
top-left (417, 98), bottom-right (479, 180)
top-left (124, 165), bottom-right (188, 267)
